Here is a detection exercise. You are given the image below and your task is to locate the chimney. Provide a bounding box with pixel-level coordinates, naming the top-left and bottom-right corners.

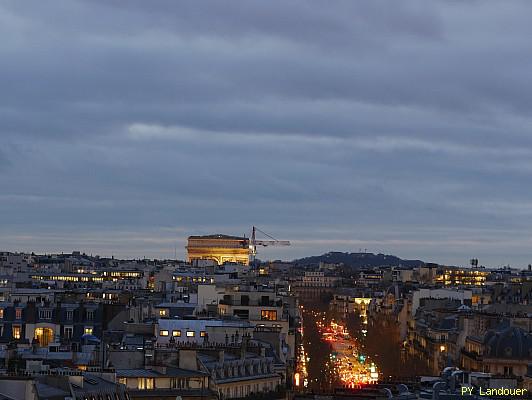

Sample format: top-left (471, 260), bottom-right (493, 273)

top-left (240, 332), bottom-right (251, 360)
top-left (178, 349), bottom-right (198, 370)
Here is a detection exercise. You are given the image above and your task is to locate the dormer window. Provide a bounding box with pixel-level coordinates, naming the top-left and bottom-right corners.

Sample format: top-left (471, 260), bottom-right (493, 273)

top-left (39, 309), bottom-right (52, 320)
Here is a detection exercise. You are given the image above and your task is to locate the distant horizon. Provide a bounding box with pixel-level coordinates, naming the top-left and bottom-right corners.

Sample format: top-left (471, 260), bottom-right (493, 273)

top-left (2, 233), bottom-right (530, 270)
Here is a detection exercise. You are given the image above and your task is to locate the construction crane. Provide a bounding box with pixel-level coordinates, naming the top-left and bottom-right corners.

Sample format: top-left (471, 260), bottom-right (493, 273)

top-left (250, 226), bottom-right (290, 263)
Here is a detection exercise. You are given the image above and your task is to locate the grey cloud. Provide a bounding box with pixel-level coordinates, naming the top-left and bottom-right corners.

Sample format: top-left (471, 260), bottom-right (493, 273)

top-left (1, 1), bottom-right (532, 266)
top-left (0, 148), bottom-right (9, 171)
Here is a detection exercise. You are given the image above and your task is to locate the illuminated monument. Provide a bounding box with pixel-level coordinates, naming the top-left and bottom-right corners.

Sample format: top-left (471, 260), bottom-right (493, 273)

top-left (186, 227), bottom-right (290, 266)
top-left (187, 234), bottom-right (251, 266)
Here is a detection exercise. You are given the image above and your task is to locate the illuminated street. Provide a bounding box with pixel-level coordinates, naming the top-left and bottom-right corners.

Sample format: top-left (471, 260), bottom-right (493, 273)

top-left (299, 296), bottom-right (379, 391)
top-left (316, 312), bottom-right (379, 387)
top-left (297, 292), bottom-right (432, 393)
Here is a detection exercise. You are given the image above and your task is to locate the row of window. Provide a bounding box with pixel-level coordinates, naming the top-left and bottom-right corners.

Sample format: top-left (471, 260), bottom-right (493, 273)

top-left (159, 329), bottom-right (207, 338)
top-left (0, 309), bottom-right (95, 320)
top-left (67, 326), bottom-right (94, 337)
top-left (222, 381), bottom-right (276, 398)
top-left (103, 271), bottom-right (142, 277)
top-left (120, 377), bottom-right (185, 390)
top-left (2, 326), bottom-right (94, 340)
top-left (172, 276), bottom-right (215, 283)
top-left (31, 275), bottom-right (105, 282)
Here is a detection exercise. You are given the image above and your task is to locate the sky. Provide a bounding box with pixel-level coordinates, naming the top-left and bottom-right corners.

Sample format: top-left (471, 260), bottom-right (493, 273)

top-left (1, 1), bottom-right (532, 267)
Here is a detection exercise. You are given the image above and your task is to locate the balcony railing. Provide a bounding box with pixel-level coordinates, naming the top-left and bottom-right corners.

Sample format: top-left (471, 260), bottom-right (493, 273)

top-left (460, 348), bottom-right (482, 360)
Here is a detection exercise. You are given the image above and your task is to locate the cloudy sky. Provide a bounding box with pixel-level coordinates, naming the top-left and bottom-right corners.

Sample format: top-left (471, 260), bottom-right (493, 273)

top-left (1, 1), bottom-right (532, 267)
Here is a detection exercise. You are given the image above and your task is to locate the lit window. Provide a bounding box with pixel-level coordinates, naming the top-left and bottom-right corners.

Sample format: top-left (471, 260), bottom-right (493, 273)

top-left (0, 309), bottom-right (3, 319)
top-left (138, 378), bottom-right (154, 390)
top-left (172, 330), bottom-right (181, 337)
top-left (159, 330), bottom-right (169, 336)
top-left (186, 331), bottom-right (195, 337)
top-left (15, 308), bottom-right (22, 319)
top-left (34, 327), bottom-right (54, 347)
top-left (261, 310), bottom-right (277, 321)
top-left (84, 327), bottom-right (93, 335)
top-left (200, 331), bottom-right (206, 337)
top-left (159, 309), bottom-right (167, 317)
top-left (146, 378), bottom-right (154, 389)
top-left (12, 325), bottom-right (21, 339)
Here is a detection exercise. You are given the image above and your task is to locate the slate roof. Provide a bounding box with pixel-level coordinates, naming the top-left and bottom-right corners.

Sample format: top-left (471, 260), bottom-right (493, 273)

top-left (484, 326), bottom-right (532, 360)
top-left (116, 367), bottom-right (209, 378)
